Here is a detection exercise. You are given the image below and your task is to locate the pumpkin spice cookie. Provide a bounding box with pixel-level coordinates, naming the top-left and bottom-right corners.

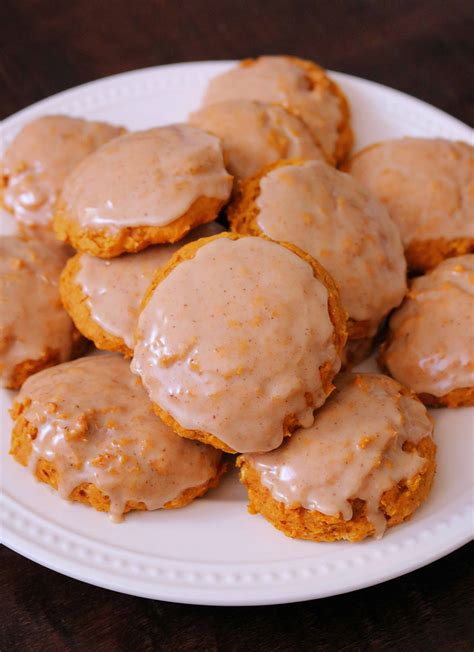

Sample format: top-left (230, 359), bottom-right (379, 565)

top-left (229, 159), bottom-right (406, 360)
top-left (0, 234), bottom-right (83, 389)
top-left (238, 373), bottom-right (436, 542)
top-left (189, 99), bottom-right (325, 188)
top-left (60, 222), bottom-right (225, 356)
top-left (202, 56), bottom-right (353, 165)
top-left (10, 354), bottom-right (225, 521)
top-left (132, 232), bottom-right (347, 454)
top-left (346, 138), bottom-right (474, 272)
top-left (53, 124), bottom-right (233, 257)
top-left (1, 115), bottom-right (125, 229)
top-left (379, 255), bottom-right (474, 407)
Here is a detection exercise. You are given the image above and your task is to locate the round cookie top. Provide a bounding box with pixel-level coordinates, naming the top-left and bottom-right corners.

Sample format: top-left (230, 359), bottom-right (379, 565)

top-left (132, 233), bottom-right (345, 454)
top-left (0, 235), bottom-right (77, 388)
top-left (57, 124), bottom-right (232, 231)
top-left (381, 255), bottom-right (474, 398)
top-left (13, 354), bottom-right (222, 520)
top-left (202, 56), bottom-right (352, 163)
top-left (72, 222), bottom-right (225, 350)
top-left (230, 159), bottom-right (407, 334)
top-left (347, 138), bottom-right (474, 246)
top-left (189, 100), bottom-right (325, 185)
top-left (242, 373), bottom-right (434, 538)
top-left (1, 115), bottom-right (125, 227)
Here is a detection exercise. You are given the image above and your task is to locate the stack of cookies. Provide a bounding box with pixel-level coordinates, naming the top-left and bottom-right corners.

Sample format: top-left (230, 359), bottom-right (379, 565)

top-left (1, 56), bottom-right (472, 541)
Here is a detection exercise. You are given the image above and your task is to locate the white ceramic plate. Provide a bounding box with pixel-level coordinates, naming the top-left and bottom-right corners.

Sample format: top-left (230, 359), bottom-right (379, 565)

top-left (0, 61), bottom-right (472, 606)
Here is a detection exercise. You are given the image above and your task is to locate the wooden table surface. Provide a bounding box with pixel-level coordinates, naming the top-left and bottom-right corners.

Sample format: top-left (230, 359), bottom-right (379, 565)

top-left (1, 0), bottom-right (472, 649)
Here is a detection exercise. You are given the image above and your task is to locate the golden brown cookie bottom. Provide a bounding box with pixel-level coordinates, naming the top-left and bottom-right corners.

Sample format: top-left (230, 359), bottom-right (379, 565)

top-left (417, 387), bottom-right (474, 408)
top-left (53, 195), bottom-right (227, 258)
top-left (228, 159), bottom-right (296, 237)
top-left (139, 231), bottom-right (348, 454)
top-left (405, 237), bottom-right (474, 273)
top-left (60, 254), bottom-right (132, 357)
top-left (2, 332), bottom-right (86, 391)
top-left (237, 436), bottom-right (436, 542)
top-left (152, 402), bottom-right (301, 455)
top-left (9, 408), bottom-right (227, 515)
top-left (341, 317), bottom-right (386, 370)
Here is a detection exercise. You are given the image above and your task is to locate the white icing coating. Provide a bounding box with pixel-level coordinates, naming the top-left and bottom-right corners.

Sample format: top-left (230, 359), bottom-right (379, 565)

top-left (244, 373), bottom-right (433, 538)
top-left (1, 115), bottom-right (124, 226)
top-left (348, 138), bottom-right (473, 245)
top-left (132, 235), bottom-right (341, 453)
top-left (189, 100), bottom-right (324, 184)
top-left (76, 223), bottom-right (224, 348)
top-left (203, 56), bottom-right (344, 159)
top-left (0, 235), bottom-right (76, 387)
top-left (383, 255), bottom-right (474, 396)
top-left (255, 160), bottom-right (406, 331)
top-left (16, 355), bottom-right (222, 520)
top-left (60, 125), bottom-right (233, 229)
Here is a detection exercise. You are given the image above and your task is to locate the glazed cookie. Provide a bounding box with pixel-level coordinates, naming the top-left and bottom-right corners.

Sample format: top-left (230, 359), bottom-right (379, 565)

top-left (229, 159), bottom-right (406, 353)
top-left (0, 235), bottom-right (83, 389)
top-left (202, 56), bottom-right (353, 164)
top-left (132, 232), bottom-right (347, 454)
top-left (346, 138), bottom-right (474, 271)
top-left (10, 354), bottom-right (225, 521)
top-left (53, 125), bottom-right (233, 257)
top-left (238, 373), bottom-right (436, 542)
top-left (1, 115), bottom-right (125, 228)
top-left (379, 255), bottom-right (474, 407)
top-left (189, 100), bottom-right (325, 187)
top-left (60, 222), bottom-right (225, 356)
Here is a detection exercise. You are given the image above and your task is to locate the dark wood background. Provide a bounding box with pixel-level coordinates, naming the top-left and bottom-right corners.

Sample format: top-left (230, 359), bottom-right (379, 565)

top-left (1, 1), bottom-right (472, 649)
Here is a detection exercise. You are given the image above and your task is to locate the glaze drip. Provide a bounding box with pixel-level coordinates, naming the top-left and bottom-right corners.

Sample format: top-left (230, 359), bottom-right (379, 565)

top-left (15, 355), bottom-right (222, 519)
top-left (244, 373), bottom-right (433, 538)
top-left (132, 235), bottom-right (340, 453)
